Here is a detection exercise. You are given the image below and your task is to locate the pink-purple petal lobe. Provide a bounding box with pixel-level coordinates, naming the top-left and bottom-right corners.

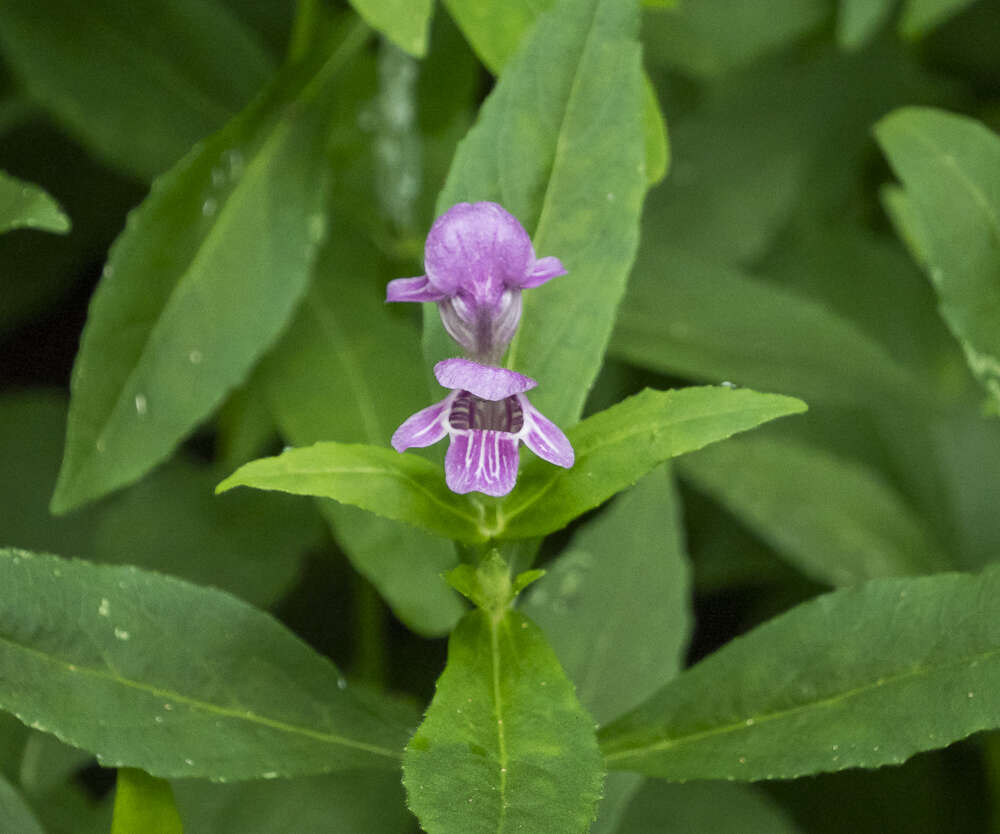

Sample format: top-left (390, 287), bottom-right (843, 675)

top-left (445, 430), bottom-right (521, 496)
top-left (519, 395), bottom-right (575, 468)
top-left (434, 359), bottom-right (537, 400)
top-left (391, 396), bottom-right (453, 452)
top-left (519, 256), bottom-right (568, 289)
top-left (386, 275), bottom-right (448, 303)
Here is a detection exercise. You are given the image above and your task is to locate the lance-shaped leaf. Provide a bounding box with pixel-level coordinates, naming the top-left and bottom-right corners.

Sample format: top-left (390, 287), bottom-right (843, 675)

top-left (403, 609), bottom-right (603, 834)
top-left (876, 108), bottom-right (1000, 410)
top-left (173, 770), bottom-right (412, 834)
top-left (521, 465), bottom-right (691, 725)
top-left (220, 386), bottom-right (804, 544)
top-left (678, 433), bottom-right (951, 586)
top-left (0, 0), bottom-right (274, 180)
top-left (0, 171), bottom-right (69, 234)
top-left (348, 0), bottom-right (433, 56)
top-left (520, 464), bottom-right (691, 834)
top-left (258, 227), bottom-right (463, 636)
top-left (111, 769), bottom-right (182, 834)
top-left (441, 0), bottom-right (667, 185)
top-left (217, 443), bottom-right (486, 542)
top-left (51, 25), bottom-right (369, 514)
top-left (0, 774), bottom-right (45, 834)
top-left (610, 245), bottom-right (927, 410)
top-left (495, 387), bottom-right (806, 541)
top-left (613, 780), bottom-right (803, 834)
top-left (600, 566), bottom-right (1000, 781)
top-left (427, 0), bottom-right (647, 428)
top-left (0, 549), bottom-right (413, 779)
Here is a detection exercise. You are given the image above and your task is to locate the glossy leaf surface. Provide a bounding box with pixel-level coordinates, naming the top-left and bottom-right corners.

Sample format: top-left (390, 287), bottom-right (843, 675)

top-left (601, 567), bottom-right (1000, 780)
top-left (0, 171), bottom-right (69, 234)
top-left (403, 610), bottom-right (603, 834)
top-left (51, 28), bottom-right (366, 513)
top-left (259, 230), bottom-right (463, 635)
top-left (349, 0), bottom-right (433, 56)
top-left (679, 434), bottom-right (950, 586)
top-left (428, 0), bottom-right (647, 429)
top-left (876, 107), bottom-right (1000, 410)
top-left (0, 549), bottom-right (413, 780)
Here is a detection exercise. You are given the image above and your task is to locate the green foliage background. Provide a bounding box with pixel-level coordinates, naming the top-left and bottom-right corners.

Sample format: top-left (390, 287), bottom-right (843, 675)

top-left (1, 0), bottom-right (1000, 831)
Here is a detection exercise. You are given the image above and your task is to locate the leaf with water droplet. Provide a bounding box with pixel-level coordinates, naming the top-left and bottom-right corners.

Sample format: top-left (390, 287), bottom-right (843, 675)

top-left (0, 548), bottom-right (416, 779)
top-left (403, 608), bottom-right (603, 834)
top-left (0, 170), bottom-right (70, 234)
top-left (601, 564), bottom-right (1000, 780)
top-left (51, 25), bottom-right (369, 513)
top-left (876, 108), bottom-right (1000, 412)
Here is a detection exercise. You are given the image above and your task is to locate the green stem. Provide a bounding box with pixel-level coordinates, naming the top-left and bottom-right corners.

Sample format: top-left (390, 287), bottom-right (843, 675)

top-left (288, 0), bottom-right (321, 63)
top-left (353, 574), bottom-right (387, 688)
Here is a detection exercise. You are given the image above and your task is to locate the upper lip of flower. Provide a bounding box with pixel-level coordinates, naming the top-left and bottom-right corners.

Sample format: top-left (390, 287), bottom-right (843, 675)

top-left (384, 201), bottom-right (566, 363)
top-left (390, 359), bottom-right (574, 497)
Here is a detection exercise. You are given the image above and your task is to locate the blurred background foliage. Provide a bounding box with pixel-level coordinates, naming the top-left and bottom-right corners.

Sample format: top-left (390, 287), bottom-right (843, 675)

top-left (1, 0), bottom-right (999, 831)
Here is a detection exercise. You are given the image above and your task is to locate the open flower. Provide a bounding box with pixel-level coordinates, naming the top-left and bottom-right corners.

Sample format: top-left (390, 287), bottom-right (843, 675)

top-left (386, 202), bottom-right (566, 364)
top-left (392, 358), bottom-right (574, 497)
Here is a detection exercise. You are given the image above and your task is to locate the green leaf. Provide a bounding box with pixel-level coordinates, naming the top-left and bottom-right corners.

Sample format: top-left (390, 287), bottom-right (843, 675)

top-left (600, 566), bottom-right (1000, 780)
top-left (836, 0), bottom-right (895, 49)
top-left (403, 609), bottom-right (603, 834)
top-left (496, 387), bottom-right (807, 540)
top-left (217, 442), bottom-right (485, 542)
top-left (614, 780), bottom-right (804, 834)
top-left (51, 25), bottom-right (368, 514)
top-left (441, 0), bottom-right (667, 185)
top-left (429, 0), bottom-right (646, 428)
top-left (173, 770), bottom-right (412, 834)
top-left (610, 246), bottom-right (927, 409)
top-left (641, 0), bottom-right (828, 77)
top-left (221, 387), bottom-right (804, 544)
top-left (349, 0), bottom-right (432, 56)
top-left (875, 107), bottom-right (1000, 410)
top-left (0, 774), bottom-right (46, 834)
top-left (92, 458), bottom-right (324, 609)
top-left (0, 0), bottom-right (274, 180)
top-left (111, 769), bottom-right (183, 834)
top-left (0, 171), bottom-right (69, 234)
top-left (521, 465), bottom-right (692, 725)
top-left (258, 227), bottom-right (463, 636)
top-left (0, 548), bottom-right (413, 779)
top-left (899, 0), bottom-right (978, 37)
top-left (678, 433), bottom-right (950, 586)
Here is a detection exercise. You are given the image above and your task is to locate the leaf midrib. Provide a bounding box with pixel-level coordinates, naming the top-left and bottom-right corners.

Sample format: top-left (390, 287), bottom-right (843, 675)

top-left (500, 397), bottom-right (801, 524)
top-left (505, 0), bottom-right (602, 374)
top-left (80, 25), bottom-right (369, 470)
top-left (0, 632), bottom-right (402, 764)
top-left (602, 641), bottom-right (1000, 766)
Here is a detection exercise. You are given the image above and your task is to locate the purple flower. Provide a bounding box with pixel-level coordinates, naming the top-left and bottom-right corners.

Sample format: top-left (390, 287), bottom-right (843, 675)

top-left (386, 202), bottom-right (566, 363)
top-left (392, 358), bottom-right (574, 497)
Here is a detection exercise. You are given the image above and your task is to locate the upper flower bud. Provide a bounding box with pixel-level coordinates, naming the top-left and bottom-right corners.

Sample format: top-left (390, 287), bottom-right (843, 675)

top-left (386, 202), bottom-right (566, 363)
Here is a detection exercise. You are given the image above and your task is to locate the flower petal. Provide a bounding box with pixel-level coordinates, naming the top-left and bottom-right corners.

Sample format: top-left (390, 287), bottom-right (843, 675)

top-left (424, 202), bottom-right (534, 301)
top-left (391, 395), bottom-right (453, 452)
top-left (434, 358), bottom-right (536, 400)
top-left (386, 275), bottom-right (447, 303)
top-left (519, 394), bottom-right (574, 468)
top-left (519, 256), bottom-right (567, 289)
top-left (445, 430), bottom-right (520, 496)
